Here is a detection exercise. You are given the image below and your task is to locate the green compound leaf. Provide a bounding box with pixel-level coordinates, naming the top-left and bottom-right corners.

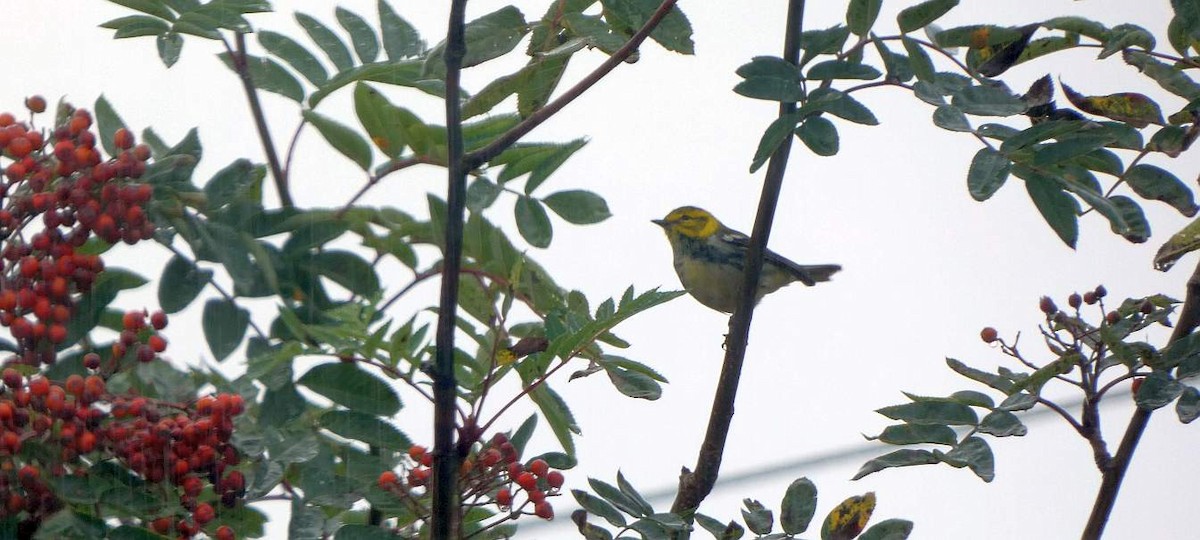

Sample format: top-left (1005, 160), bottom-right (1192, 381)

top-left (259, 30), bottom-right (329, 85)
top-left (336, 6), bottom-right (380, 63)
top-left (218, 52), bottom-right (305, 102)
top-left (379, 0), bottom-right (424, 59)
top-left (298, 362), bottom-right (402, 416)
top-left (319, 410), bottom-right (410, 449)
top-left (515, 195), bottom-right (553, 248)
top-left (303, 109), bottom-right (373, 170)
top-left (296, 12), bottom-right (355, 72)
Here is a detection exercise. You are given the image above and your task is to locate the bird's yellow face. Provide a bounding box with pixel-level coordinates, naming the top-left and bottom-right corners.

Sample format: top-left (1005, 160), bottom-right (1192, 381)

top-left (652, 206), bottom-right (721, 239)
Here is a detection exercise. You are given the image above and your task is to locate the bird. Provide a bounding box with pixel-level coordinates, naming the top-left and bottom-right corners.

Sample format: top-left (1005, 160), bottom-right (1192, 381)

top-left (652, 206), bottom-right (840, 313)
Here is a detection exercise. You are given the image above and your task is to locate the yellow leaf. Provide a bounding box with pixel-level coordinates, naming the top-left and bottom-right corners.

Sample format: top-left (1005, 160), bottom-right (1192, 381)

top-left (1155, 217), bottom-right (1200, 271)
top-left (823, 492), bottom-right (876, 540)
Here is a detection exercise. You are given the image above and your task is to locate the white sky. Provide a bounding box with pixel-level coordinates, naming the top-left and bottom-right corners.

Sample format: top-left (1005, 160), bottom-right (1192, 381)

top-left (8, 1), bottom-right (1200, 539)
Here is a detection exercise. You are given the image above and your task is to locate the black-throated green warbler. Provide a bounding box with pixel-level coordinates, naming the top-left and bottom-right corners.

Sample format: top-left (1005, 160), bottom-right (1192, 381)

top-left (653, 206), bottom-right (841, 313)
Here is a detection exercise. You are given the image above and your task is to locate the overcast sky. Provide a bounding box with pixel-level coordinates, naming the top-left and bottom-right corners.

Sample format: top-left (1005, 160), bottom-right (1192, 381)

top-left (9, 1), bottom-right (1200, 538)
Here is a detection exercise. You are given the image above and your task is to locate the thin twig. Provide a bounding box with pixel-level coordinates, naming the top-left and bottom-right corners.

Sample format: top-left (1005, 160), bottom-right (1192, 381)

top-left (463, 0), bottom-right (681, 169)
top-left (335, 156), bottom-right (436, 218)
top-left (226, 33), bottom-right (294, 208)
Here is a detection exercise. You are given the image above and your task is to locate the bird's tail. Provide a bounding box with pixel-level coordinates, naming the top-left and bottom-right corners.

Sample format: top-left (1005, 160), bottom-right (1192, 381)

top-left (791, 264), bottom-right (841, 286)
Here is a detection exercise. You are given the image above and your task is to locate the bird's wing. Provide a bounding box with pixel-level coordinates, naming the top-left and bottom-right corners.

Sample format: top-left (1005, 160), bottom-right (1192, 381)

top-left (721, 232), bottom-right (833, 286)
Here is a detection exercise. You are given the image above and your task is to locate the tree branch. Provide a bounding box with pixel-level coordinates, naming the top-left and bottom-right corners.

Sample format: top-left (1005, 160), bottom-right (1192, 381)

top-left (1081, 259), bottom-right (1200, 539)
top-left (228, 32), bottom-right (294, 208)
top-left (430, 0), bottom-right (468, 537)
top-left (463, 0), bottom-right (680, 170)
top-left (670, 0), bottom-right (807, 520)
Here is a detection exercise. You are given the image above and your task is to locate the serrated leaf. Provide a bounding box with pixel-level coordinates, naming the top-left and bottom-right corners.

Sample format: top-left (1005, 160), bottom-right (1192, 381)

top-left (218, 52), bottom-right (305, 102)
top-left (952, 84), bottom-right (1026, 116)
top-left (303, 249), bottom-right (381, 297)
top-left (932, 105), bottom-right (972, 132)
top-left (876, 401), bottom-right (978, 425)
top-left (1025, 173), bottom-right (1080, 248)
top-left (1060, 81), bottom-right (1164, 128)
top-left (846, 0), bottom-right (883, 36)
top-left (259, 30), bottom-right (329, 85)
top-left (320, 410), bottom-right (410, 449)
top-left (821, 492), bottom-right (875, 540)
top-left (780, 477), bottom-right (817, 535)
top-left (805, 60), bottom-right (882, 80)
top-left (335, 7), bottom-right (379, 63)
top-left (156, 31), bottom-right (183, 67)
top-left (303, 110), bottom-right (373, 170)
top-left (796, 116), bottom-right (839, 156)
top-left (941, 436), bottom-right (995, 481)
top-left (298, 362), bottom-right (401, 416)
top-left (515, 196), bottom-right (553, 248)
top-left (870, 423), bottom-right (957, 445)
top-left (379, 0), bottom-right (423, 59)
top-left (750, 113), bottom-right (802, 173)
top-left (1124, 164), bottom-right (1199, 217)
top-left (573, 489), bottom-right (627, 528)
top-left (296, 12), bottom-right (355, 72)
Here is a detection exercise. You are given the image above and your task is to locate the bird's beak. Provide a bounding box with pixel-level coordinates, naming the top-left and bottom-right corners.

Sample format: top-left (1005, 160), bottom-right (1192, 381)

top-left (651, 219), bottom-right (668, 228)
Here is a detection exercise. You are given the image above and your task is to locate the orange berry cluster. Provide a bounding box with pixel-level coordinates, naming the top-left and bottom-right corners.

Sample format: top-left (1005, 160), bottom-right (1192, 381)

top-left (0, 98), bottom-right (155, 365)
top-left (377, 433), bottom-right (565, 524)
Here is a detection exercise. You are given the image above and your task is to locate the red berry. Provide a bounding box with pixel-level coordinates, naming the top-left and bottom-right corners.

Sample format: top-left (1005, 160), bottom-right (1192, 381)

top-left (481, 448), bottom-right (502, 467)
top-left (215, 525), bottom-right (235, 540)
top-left (1039, 296), bottom-right (1056, 314)
top-left (83, 352), bottom-right (100, 370)
top-left (980, 327), bottom-right (998, 344)
top-left (377, 470), bottom-right (398, 489)
top-left (28, 376), bottom-right (49, 397)
top-left (546, 470), bottom-right (564, 489)
top-left (516, 471), bottom-right (537, 491)
top-left (194, 502), bottom-right (215, 525)
top-left (150, 310), bottom-right (168, 330)
top-left (408, 444), bottom-right (427, 461)
top-left (507, 462), bottom-right (523, 480)
top-left (496, 488), bottom-right (513, 507)
top-left (534, 500), bottom-right (554, 520)
top-left (2, 368), bottom-right (22, 390)
top-left (148, 334), bottom-right (167, 353)
top-left (113, 128), bottom-right (134, 150)
top-left (24, 96), bottom-right (46, 114)
top-left (529, 458), bottom-right (549, 477)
